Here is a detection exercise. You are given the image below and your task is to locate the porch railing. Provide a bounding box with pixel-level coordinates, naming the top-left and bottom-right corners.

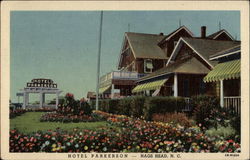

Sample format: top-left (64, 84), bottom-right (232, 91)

top-left (224, 96), bottom-right (241, 115)
top-left (100, 71), bottom-right (147, 83)
top-left (182, 98), bottom-right (191, 112)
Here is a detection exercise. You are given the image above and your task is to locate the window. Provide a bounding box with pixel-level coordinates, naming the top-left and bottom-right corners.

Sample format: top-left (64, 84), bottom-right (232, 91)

top-left (132, 62), bottom-right (136, 71)
top-left (144, 59), bottom-right (153, 73)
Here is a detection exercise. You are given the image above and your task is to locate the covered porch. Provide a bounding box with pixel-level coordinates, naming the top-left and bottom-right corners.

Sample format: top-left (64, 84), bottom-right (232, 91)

top-left (204, 59), bottom-right (241, 114)
top-left (132, 73), bottom-right (210, 97)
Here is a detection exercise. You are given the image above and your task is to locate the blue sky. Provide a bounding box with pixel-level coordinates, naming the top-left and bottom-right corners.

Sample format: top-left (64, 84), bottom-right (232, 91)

top-left (10, 11), bottom-right (240, 102)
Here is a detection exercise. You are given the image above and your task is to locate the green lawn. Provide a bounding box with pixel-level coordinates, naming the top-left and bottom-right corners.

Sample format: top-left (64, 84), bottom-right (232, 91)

top-left (10, 112), bottom-right (108, 134)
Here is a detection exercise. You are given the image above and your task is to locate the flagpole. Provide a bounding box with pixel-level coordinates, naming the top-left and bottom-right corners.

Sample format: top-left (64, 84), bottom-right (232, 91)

top-left (96, 11), bottom-right (103, 110)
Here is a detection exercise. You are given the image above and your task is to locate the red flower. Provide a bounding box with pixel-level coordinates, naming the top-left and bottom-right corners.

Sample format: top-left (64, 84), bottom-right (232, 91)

top-left (228, 139), bottom-right (234, 143)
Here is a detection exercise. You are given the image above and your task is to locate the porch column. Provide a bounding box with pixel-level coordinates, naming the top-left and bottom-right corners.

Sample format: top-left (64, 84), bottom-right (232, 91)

top-left (56, 92), bottom-right (59, 109)
top-left (220, 80), bottom-right (224, 107)
top-left (39, 92), bottom-right (43, 108)
top-left (42, 93), bottom-right (45, 104)
top-left (174, 73), bottom-right (178, 97)
top-left (23, 92), bottom-right (27, 109)
top-left (26, 93), bottom-right (29, 106)
top-left (111, 84), bottom-right (115, 99)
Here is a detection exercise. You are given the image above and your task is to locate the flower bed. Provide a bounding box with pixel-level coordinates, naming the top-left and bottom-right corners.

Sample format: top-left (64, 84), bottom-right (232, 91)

top-left (40, 113), bottom-right (95, 123)
top-left (39, 93), bottom-right (93, 123)
top-left (10, 110), bottom-right (241, 153)
top-left (10, 109), bottom-right (27, 119)
top-left (10, 107), bottom-right (56, 119)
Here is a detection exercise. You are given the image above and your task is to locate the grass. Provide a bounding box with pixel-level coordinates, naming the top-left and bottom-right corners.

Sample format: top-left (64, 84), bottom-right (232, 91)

top-left (10, 112), bottom-right (108, 134)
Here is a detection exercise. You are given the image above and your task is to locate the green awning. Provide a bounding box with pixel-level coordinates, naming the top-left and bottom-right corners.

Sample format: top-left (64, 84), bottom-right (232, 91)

top-left (132, 79), bottom-right (168, 93)
top-left (99, 85), bottom-right (111, 94)
top-left (203, 60), bottom-right (240, 83)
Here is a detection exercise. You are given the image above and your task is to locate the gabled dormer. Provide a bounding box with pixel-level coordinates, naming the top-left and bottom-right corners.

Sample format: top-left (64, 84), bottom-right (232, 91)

top-left (117, 32), bottom-right (167, 73)
top-left (207, 29), bottom-right (235, 41)
top-left (158, 25), bottom-right (194, 57)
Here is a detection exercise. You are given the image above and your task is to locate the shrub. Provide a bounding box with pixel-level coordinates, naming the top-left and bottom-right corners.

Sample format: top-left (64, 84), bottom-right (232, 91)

top-left (205, 124), bottom-right (236, 140)
top-left (117, 97), bottom-right (132, 116)
top-left (57, 93), bottom-right (93, 116)
top-left (80, 101), bottom-right (92, 115)
top-left (130, 96), bottom-right (146, 117)
top-left (191, 95), bottom-right (220, 129)
top-left (191, 95), bottom-right (241, 137)
top-left (108, 99), bottom-right (120, 114)
top-left (152, 112), bottom-right (194, 127)
top-left (99, 99), bottom-right (109, 112)
top-left (143, 96), bottom-right (186, 120)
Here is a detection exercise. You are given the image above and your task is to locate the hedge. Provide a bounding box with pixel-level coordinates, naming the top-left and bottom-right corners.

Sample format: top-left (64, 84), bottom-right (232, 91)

top-left (90, 96), bottom-right (186, 120)
top-left (143, 96), bottom-right (186, 120)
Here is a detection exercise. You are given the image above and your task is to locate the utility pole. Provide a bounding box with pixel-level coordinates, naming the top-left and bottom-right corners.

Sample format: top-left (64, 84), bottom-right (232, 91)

top-left (179, 19), bottom-right (181, 27)
top-left (219, 21), bottom-right (221, 30)
top-left (96, 11), bottom-right (103, 110)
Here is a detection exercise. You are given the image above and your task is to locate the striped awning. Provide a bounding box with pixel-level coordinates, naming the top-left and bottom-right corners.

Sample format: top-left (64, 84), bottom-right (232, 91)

top-left (99, 85), bottom-right (111, 94)
top-left (203, 60), bottom-right (240, 83)
top-left (132, 79), bottom-right (168, 93)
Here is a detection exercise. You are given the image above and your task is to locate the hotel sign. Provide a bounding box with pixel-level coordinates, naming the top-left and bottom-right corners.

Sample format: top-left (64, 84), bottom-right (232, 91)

top-left (26, 78), bottom-right (57, 88)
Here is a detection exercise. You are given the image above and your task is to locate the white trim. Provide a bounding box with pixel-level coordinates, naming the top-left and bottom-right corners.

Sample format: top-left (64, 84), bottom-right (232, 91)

top-left (167, 37), bottom-right (214, 69)
top-left (213, 30), bottom-right (234, 40)
top-left (164, 26), bottom-right (194, 42)
top-left (125, 33), bottom-right (137, 60)
top-left (220, 80), bottom-right (224, 107)
top-left (166, 38), bottom-right (183, 66)
top-left (117, 35), bottom-right (127, 69)
top-left (144, 59), bottom-right (153, 73)
top-left (174, 73), bottom-right (178, 97)
top-left (210, 50), bottom-right (241, 60)
top-left (137, 72), bottom-right (173, 82)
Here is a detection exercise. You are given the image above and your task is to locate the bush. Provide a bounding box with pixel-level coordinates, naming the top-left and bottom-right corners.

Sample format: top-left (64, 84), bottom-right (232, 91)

top-left (57, 93), bottom-right (93, 116)
top-left (108, 99), bottom-right (120, 114)
top-left (144, 96), bottom-right (186, 121)
top-left (117, 97), bottom-right (132, 116)
top-left (80, 102), bottom-right (92, 115)
top-left (99, 100), bottom-right (109, 112)
top-left (130, 96), bottom-right (146, 117)
top-left (191, 95), bottom-right (220, 129)
top-left (152, 112), bottom-right (194, 127)
top-left (191, 95), bottom-right (241, 137)
top-left (205, 124), bottom-right (236, 140)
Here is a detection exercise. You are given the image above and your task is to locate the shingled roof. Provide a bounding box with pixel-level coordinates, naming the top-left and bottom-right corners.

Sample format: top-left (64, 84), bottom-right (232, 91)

top-left (125, 32), bottom-right (167, 59)
top-left (207, 29), bottom-right (234, 40)
top-left (138, 57), bottom-right (210, 82)
top-left (139, 38), bottom-right (241, 82)
top-left (174, 37), bottom-right (241, 67)
top-left (209, 45), bottom-right (241, 60)
top-left (158, 25), bottom-right (194, 45)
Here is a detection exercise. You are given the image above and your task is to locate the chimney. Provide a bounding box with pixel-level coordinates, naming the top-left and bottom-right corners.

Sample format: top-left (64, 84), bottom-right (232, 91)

top-left (159, 32), bottom-right (164, 36)
top-left (201, 26), bottom-right (206, 38)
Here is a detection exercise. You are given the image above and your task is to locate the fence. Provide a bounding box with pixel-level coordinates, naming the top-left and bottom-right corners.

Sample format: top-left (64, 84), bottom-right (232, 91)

top-left (182, 98), bottom-right (191, 112)
top-left (224, 96), bottom-right (241, 115)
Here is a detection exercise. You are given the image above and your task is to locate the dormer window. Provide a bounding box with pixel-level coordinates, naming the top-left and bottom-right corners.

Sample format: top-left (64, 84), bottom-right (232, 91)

top-left (144, 59), bottom-right (153, 73)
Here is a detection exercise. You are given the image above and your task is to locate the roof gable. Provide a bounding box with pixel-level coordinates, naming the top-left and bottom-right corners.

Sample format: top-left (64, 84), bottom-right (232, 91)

top-left (158, 25), bottom-right (194, 45)
top-left (207, 29), bottom-right (234, 40)
top-left (167, 37), bottom-right (240, 68)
